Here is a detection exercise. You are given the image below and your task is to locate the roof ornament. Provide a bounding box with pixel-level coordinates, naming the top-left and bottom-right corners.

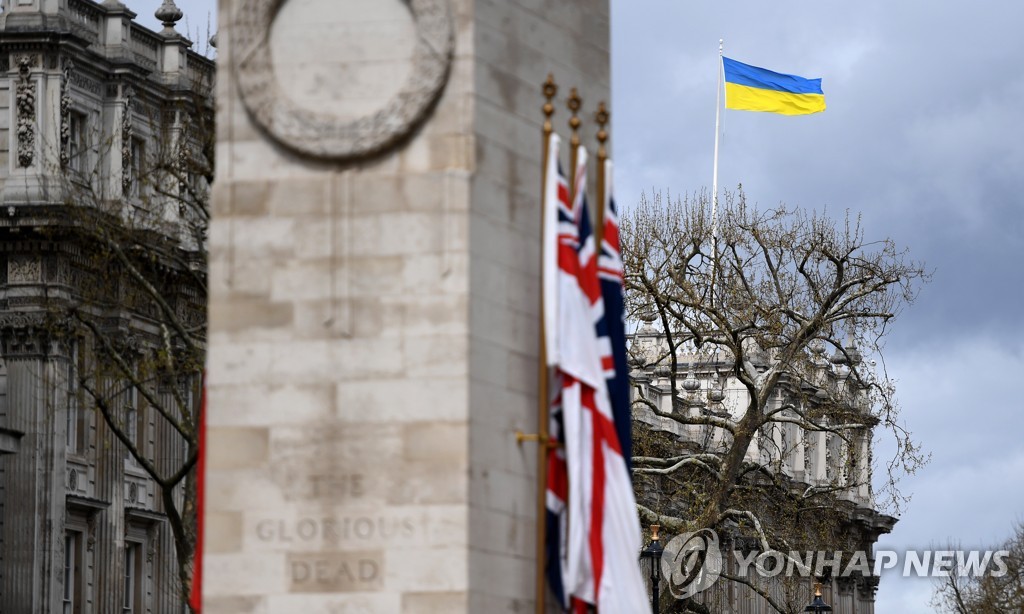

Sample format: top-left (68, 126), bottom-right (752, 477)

top-left (155, 0), bottom-right (184, 32)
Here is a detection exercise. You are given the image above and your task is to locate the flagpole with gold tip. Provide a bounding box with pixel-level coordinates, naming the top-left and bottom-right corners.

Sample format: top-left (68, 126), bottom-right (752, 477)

top-left (530, 73), bottom-right (558, 614)
top-left (595, 102), bottom-right (609, 246)
top-left (711, 39), bottom-right (724, 306)
top-left (568, 88), bottom-right (582, 196)
top-left (712, 38), bottom-right (723, 242)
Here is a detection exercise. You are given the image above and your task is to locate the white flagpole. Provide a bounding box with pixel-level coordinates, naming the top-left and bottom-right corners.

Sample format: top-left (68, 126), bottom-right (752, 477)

top-left (711, 39), bottom-right (723, 242)
top-left (710, 40), bottom-right (724, 307)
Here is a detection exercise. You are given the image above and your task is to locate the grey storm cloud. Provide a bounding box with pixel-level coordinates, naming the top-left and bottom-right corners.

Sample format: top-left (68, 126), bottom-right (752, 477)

top-left (612, 1), bottom-right (1024, 345)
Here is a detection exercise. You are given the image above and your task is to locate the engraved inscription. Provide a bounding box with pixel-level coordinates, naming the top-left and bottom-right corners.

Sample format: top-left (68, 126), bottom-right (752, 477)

top-left (255, 515), bottom-right (419, 546)
top-left (288, 551), bottom-right (383, 593)
top-left (269, 423), bottom-right (405, 503)
top-left (272, 468), bottom-right (380, 501)
top-left (275, 471), bottom-right (374, 501)
top-left (307, 473), bottom-right (365, 499)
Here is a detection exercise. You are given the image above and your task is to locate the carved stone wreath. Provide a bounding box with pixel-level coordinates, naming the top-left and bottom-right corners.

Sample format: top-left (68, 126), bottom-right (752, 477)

top-left (16, 56), bottom-right (37, 168)
top-left (233, 0), bottom-right (454, 160)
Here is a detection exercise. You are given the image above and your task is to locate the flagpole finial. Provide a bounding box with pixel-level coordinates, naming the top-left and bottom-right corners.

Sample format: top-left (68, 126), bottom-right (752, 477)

top-left (595, 102), bottom-right (609, 159)
top-left (567, 88), bottom-right (582, 148)
top-left (542, 74), bottom-right (557, 136)
top-left (719, 39), bottom-right (724, 55)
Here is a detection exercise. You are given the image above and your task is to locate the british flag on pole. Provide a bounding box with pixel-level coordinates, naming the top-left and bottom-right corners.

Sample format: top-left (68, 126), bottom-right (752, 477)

top-left (542, 133), bottom-right (646, 612)
top-left (542, 132), bottom-right (570, 608)
top-left (596, 159), bottom-right (631, 472)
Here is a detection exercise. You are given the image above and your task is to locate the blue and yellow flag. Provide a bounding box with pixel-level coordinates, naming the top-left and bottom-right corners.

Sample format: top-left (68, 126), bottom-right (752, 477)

top-left (723, 57), bottom-right (825, 115)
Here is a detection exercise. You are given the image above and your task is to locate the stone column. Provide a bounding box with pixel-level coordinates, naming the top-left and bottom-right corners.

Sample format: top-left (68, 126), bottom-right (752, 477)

top-left (152, 377), bottom-right (191, 612)
top-left (856, 430), bottom-right (871, 504)
top-left (0, 314), bottom-right (69, 613)
top-left (88, 344), bottom-right (133, 614)
top-left (207, 1), bottom-right (609, 611)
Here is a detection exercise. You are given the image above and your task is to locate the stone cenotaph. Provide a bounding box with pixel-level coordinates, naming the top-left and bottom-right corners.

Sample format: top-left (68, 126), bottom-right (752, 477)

top-left (206, 0), bottom-right (610, 611)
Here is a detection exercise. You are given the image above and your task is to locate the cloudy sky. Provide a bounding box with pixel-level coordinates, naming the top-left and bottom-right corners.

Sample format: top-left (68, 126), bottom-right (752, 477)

top-left (147, 0), bottom-right (1023, 610)
top-left (611, 1), bottom-right (1024, 611)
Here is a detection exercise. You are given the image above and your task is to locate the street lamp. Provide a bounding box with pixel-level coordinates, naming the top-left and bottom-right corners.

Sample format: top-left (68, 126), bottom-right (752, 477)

top-left (804, 582), bottom-right (833, 613)
top-left (640, 524), bottom-right (664, 614)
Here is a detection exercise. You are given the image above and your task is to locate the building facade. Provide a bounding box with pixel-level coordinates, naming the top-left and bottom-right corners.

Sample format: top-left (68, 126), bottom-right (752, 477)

top-left (629, 320), bottom-right (897, 613)
top-left (0, 1), bottom-right (211, 612)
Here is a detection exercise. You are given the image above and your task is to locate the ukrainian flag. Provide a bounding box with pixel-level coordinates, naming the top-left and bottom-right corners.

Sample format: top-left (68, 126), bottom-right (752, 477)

top-left (723, 57), bottom-right (825, 115)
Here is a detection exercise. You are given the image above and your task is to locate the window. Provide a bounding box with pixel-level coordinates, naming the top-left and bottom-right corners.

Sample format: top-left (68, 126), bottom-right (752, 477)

top-left (66, 344), bottom-right (87, 455)
top-left (177, 157), bottom-right (198, 198)
top-left (64, 531), bottom-right (82, 614)
top-left (128, 138), bottom-right (144, 198)
top-left (136, 403), bottom-right (146, 460)
top-left (65, 359), bottom-right (77, 455)
top-left (123, 542), bottom-right (142, 613)
top-left (180, 382), bottom-right (193, 463)
top-left (125, 385), bottom-right (140, 462)
top-left (76, 347), bottom-right (88, 453)
top-left (802, 431), bottom-right (816, 479)
top-left (67, 112), bottom-right (87, 173)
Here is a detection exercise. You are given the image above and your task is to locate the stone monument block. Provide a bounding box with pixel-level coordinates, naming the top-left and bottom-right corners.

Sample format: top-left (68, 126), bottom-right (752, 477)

top-left (207, 0), bottom-right (609, 611)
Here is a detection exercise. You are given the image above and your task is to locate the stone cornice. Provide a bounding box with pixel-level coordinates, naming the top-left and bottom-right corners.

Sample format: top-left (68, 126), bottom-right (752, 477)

top-left (0, 28), bottom-right (213, 109)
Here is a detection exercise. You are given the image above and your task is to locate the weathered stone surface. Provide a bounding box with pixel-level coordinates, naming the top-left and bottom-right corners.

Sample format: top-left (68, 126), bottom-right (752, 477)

top-left (207, 0), bottom-right (609, 610)
top-left (205, 511), bottom-right (245, 554)
top-left (206, 427), bottom-right (269, 470)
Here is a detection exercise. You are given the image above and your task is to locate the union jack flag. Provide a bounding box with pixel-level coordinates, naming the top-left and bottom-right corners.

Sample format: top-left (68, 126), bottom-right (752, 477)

top-left (542, 135), bottom-right (646, 612)
top-left (596, 160), bottom-right (632, 471)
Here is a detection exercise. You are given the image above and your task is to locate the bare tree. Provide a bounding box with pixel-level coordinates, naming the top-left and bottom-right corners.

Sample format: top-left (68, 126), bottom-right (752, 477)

top-left (622, 190), bottom-right (929, 613)
top-left (932, 524), bottom-right (1024, 613)
top-left (49, 89), bottom-right (211, 609)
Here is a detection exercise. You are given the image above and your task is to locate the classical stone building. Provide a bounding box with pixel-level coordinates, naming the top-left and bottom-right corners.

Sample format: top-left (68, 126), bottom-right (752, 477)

top-left (0, 1), bottom-right (212, 612)
top-left (629, 321), bottom-right (897, 613)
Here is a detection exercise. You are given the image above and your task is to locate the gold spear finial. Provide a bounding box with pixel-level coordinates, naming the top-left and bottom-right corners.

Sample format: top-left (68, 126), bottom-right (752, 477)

top-left (595, 101), bottom-right (609, 159)
top-left (542, 74), bottom-right (557, 136)
top-left (568, 88), bottom-right (582, 148)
